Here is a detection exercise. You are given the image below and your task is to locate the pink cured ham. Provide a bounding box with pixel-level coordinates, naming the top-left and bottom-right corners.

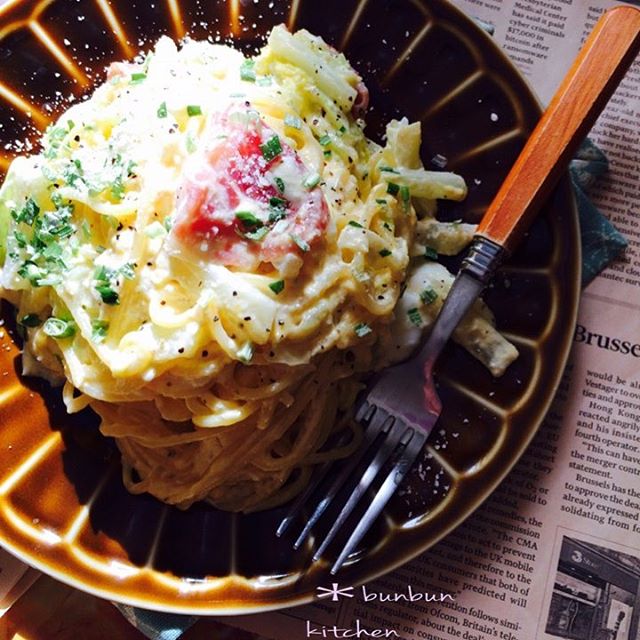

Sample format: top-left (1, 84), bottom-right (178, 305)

top-left (172, 106), bottom-right (329, 273)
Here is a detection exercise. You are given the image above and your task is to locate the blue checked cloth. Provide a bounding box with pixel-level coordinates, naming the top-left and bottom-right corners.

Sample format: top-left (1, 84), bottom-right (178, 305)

top-left (570, 139), bottom-right (627, 284)
top-left (117, 606), bottom-right (198, 640)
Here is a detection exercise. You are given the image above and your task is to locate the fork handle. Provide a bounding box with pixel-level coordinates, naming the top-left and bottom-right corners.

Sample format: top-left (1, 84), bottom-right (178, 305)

top-left (419, 6), bottom-right (640, 387)
top-left (474, 5), bottom-right (640, 255)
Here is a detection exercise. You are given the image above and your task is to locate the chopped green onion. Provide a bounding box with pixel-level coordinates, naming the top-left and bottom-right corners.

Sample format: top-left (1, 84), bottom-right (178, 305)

top-left (20, 314), bottom-right (41, 328)
top-left (284, 114), bottom-right (303, 130)
top-left (12, 198), bottom-right (40, 226)
top-left (303, 173), bottom-right (321, 190)
top-left (119, 262), bottom-right (136, 280)
top-left (380, 166), bottom-right (400, 174)
top-left (43, 317), bottom-right (76, 339)
top-left (424, 246), bottom-right (438, 261)
top-left (318, 134), bottom-right (332, 146)
top-left (354, 323), bottom-right (372, 338)
top-left (111, 176), bottom-right (125, 201)
top-left (237, 342), bottom-right (254, 363)
top-left (339, 125), bottom-right (347, 134)
top-left (43, 125), bottom-right (68, 159)
top-left (50, 191), bottom-right (63, 208)
top-left (387, 182), bottom-right (400, 196)
top-left (269, 196), bottom-right (287, 210)
top-left (17, 261), bottom-right (46, 286)
top-left (236, 211), bottom-right (262, 227)
top-left (42, 165), bottom-right (57, 182)
top-left (256, 76), bottom-right (273, 86)
top-left (36, 274), bottom-right (63, 287)
top-left (43, 243), bottom-right (63, 261)
top-left (269, 280), bottom-right (285, 295)
top-left (96, 284), bottom-right (119, 305)
top-left (379, 248), bottom-right (392, 257)
top-left (407, 308), bottom-right (422, 327)
top-left (348, 221), bottom-right (364, 228)
top-left (186, 105), bottom-right (202, 117)
top-left (130, 72), bottom-right (147, 83)
top-left (186, 133), bottom-right (197, 153)
top-left (274, 177), bottom-right (286, 194)
top-left (91, 319), bottom-right (110, 343)
top-left (291, 234), bottom-right (310, 252)
top-left (376, 198), bottom-right (388, 206)
top-left (323, 150), bottom-right (332, 159)
top-left (62, 164), bottom-right (83, 189)
top-left (144, 221), bottom-right (167, 239)
top-left (244, 226), bottom-right (269, 242)
top-left (94, 266), bottom-right (120, 305)
top-left (240, 59), bottom-right (256, 82)
top-left (33, 203), bottom-right (75, 245)
top-left (268, 197), bottom-right (288, 222)
top-left (400, 186), bottom-right (411, 212)
top-left (157, 101), bottom-right (168, 118)
top-left (260, 135), bottom-right (282, 161)
top-left (13, 231), bottom-right (28, 248)
top-left (269, 208), bottom-right (287, 224)
top-left (164, 217), bottom-right (173, 232)
top-left (420, 288), bottom-right (438, 305)
top-left (383, 221), bottom-right (393, 231)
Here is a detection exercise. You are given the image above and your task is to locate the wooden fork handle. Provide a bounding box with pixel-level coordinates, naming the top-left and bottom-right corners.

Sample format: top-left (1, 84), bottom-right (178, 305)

top-left (476, 6), bottom-right (640, 252)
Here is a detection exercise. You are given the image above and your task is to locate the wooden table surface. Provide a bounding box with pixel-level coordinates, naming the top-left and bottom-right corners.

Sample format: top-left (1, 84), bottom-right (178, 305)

top-left (0, 574), bottom-right (265, 640)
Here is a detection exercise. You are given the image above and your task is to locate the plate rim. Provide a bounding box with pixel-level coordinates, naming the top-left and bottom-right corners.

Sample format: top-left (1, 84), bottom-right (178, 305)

top-left (0, 0), bottom-right (581, 614)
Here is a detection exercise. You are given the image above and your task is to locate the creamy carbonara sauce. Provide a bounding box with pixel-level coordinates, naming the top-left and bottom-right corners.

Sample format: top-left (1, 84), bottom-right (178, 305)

top-left (0, 27), bottom-right (517, 511)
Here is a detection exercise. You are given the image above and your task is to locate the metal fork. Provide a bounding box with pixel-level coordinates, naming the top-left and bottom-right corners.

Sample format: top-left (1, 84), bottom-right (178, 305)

top-left (277, 6), bottom-right (640, 574)
top-left (276, 251), bottom-right (491, 574)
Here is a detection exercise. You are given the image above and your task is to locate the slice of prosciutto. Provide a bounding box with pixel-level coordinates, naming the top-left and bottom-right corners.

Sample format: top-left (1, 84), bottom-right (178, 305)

top-left (172, 105), bottom-right (329, 277)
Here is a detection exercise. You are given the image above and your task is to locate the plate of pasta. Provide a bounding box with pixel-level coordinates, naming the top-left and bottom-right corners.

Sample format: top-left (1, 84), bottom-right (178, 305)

top-left (0, 0), bottom-right (579, 613)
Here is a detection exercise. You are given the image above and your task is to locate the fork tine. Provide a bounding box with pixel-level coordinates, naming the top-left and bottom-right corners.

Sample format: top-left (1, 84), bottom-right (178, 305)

top-left (330, 428), bottom-right (426, 574)
top-left (311, 418), bottom-right (407, 562)
top-left (276, 458), bottom-right (334, 538)
top-left (292, 410), bottom-right (389, 549)
top-left (276, 428), bottom-right (354, 538)
top-left (355, 399), bottom-right (375, 423)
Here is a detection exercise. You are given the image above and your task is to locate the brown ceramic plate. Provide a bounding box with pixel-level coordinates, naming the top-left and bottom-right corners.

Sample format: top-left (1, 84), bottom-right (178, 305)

top-left (0, 0), bottom-right (579, 614)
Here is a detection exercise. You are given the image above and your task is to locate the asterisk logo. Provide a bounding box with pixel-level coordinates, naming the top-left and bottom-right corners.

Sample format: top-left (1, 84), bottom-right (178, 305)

top-left (316, 583), bottom-right (355, 602)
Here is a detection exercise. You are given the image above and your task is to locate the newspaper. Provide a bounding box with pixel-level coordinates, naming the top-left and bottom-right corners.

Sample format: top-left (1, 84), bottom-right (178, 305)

top-left (227, 2), bottom-right (640, 640)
